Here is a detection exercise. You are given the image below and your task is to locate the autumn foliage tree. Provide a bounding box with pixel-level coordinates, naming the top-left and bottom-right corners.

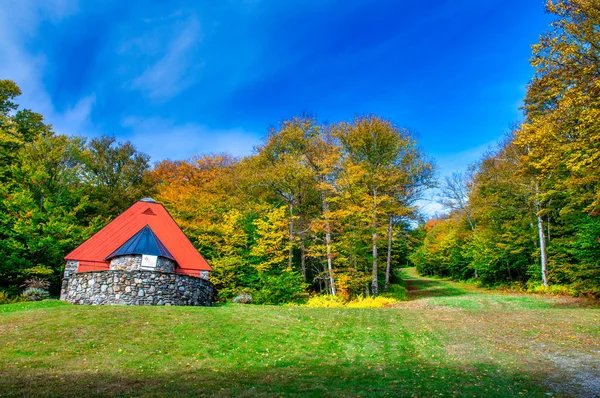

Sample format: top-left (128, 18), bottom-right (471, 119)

top-left (412, 1), bottom-right (600, 296)
top-left (0, 80), bottom-right (154, 295)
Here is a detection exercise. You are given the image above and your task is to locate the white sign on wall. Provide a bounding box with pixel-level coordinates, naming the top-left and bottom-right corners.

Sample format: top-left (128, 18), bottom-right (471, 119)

top-left (141, 254), bottom-right (158, 269)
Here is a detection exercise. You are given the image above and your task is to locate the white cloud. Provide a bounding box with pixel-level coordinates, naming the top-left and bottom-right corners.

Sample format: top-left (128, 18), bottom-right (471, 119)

top-left (129, 14), bottom-right (203, 102)
top-left (121, 117), bottom-right (260, 161)
top-left (53, 94), bottom-right (96, 135)
top-left (0, 0), bottom-right (96, 136)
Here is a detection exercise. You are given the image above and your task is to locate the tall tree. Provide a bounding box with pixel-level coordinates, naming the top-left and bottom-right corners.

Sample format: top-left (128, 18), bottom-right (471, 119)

top-left (0, 80), bottom-right (94, 293)
top-left (335, 116), bottom-right (433, 295)
top-left (517, 0), bottom-right (600, 288)
top-left (83, 136), bottom-right (154, 218)
top-left (252, 118), bottom-right (320, 280)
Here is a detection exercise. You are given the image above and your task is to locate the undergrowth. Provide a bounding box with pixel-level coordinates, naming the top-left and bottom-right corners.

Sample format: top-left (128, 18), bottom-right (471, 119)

top-left (0, 291), bottom-right (25, 305)
top-left (305, 284), bottom-right (407, 308)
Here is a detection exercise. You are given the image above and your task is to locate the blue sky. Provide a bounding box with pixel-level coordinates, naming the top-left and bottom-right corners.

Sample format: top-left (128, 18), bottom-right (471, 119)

top-left (0, 0), bottom-right (551, 212)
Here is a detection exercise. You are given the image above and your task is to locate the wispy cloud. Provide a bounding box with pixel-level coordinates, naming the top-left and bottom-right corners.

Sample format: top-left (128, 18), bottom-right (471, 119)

top-left (0, 0), bottom-right (96, 136)
top-left (129, 14), bottom-right (203, 102)
top-left (54, 94), bottom-right (97, 135)
top-left (121, 117), bottom-right (260, 161)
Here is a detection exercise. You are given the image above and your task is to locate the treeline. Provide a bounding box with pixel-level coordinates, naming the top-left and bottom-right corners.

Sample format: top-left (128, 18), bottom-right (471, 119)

top-left (411, 0), bottom-right (600, 297)
top-left (153, 117), bottom-right (433, 302)
top-left (3, 0), bottom-right (597, 301)
top-left (0, 80), bottom-right (156, 295)
top-left (0, 80), bottom-right (433, 301)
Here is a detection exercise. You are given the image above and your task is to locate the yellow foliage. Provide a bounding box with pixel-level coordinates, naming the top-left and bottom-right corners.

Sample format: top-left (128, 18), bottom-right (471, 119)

top-left (305, 295), bottom-right (346, 308)
top-left (345, 295), bottom-right (398, 308)
top-left (305, 294), bottom-right (398, 308)
top-left (251, 206), bottom-right (291, 272)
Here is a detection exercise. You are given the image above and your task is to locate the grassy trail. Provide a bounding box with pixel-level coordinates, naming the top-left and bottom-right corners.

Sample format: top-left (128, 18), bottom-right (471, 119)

top-left (397, 267), bottom-right (594, 310)
top-left (0, 271), bottom-right (598, 397)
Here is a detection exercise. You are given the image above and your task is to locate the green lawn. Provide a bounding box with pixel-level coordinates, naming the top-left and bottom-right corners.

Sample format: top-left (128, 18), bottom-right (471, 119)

top-left (0, 270), bottom-right (598, 397)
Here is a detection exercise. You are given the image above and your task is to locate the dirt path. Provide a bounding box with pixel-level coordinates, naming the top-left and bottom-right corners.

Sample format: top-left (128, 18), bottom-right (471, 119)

top-left (395, 268), bottom-right (600, 397)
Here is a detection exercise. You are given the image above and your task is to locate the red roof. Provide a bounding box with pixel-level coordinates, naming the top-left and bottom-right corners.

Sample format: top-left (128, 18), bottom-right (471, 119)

top-left (65, 199), bottom-right (212, 276)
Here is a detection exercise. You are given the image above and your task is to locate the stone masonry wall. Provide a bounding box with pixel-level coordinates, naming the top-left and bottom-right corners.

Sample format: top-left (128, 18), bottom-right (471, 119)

top-left (63, 270), bottom-right (213, 306)
top-left (109, 255), bottom-right (175, 273)
top-left (60, 260), bottom-right (79, 300)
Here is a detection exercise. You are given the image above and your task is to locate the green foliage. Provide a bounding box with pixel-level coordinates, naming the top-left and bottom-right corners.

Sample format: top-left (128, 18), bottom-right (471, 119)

top-left (381, 284), bottom-right (408, 301)
top-left (0, 81), bottom-right (155, 296)
top-left (21, 287), bottom-right (50, 301)
top-left (253, 270), bottom-right (308, 305)
top-left (527, 283), bottom-right (577, 297)
top-left (413, 3), bottom-right (600, 297)
top-left (0, 291), bottom-right (25, 304)
top-left (83, 135), bottom-right (154, 217)
top-left (20, 277), bottom-right (51, 301)
top-left (3, 2), bottom-right (599, 304)
top-left (410, 218), bottom-right (470, 280)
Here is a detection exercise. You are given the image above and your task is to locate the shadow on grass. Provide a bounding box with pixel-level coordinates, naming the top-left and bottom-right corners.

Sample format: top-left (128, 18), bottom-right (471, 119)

top-left (0, 360), bottom-right (558, 397)
top-left (403, 278), bottom-right (467, 300)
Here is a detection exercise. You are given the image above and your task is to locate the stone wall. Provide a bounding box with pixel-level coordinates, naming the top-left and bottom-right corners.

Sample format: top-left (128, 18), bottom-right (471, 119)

top-left (60, 260), bottom-right (79, 300)
top-left (109, 255), bottom-right (175, 273)
top-left (62, 270), bottom-right (213, 306)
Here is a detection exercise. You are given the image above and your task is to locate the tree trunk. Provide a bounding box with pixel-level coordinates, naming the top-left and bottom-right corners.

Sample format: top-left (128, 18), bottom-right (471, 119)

top-left (535, 182), bottom-right (548, 287)
top-left (300, 241), bottom-right (307, 283)
top-left (288, 202), bottom-right (294, 270)
top-left (385, 213), bottom-right (393, 290)
top-left (466, 214), bottom-right (475, 231)
top-left (372, 231), bottom-right (378, 296)
top-left (299, 214), bottom-right (306, 281)
top-left (536, 210), bottom-right (548, 287)
top-left (322, 192), bottom-right (336, 296)
top-left (371, 187), bottom-right (378, 296)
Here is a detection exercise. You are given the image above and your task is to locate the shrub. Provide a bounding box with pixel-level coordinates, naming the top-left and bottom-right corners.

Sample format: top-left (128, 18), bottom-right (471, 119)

top-left (22, 288), bottom-right (50, 301)
top-left (0, 291), bottom-right (25, 304)
top-left (306, 295), bottom-right (346, 308)
top-left (232, 292), bottom-right (253, 304)
top-left (381, 284), bottom-right (408, 300)
top-left (253, 271), bottom-right (308, 305)
top-left (305, 294), bottom-right (398, 308)
top-left (22, 277), bottom-right (50, 291)
top-left (346, 295), bottom-right (398, 308)
top-left (527, 283), bottom-right (577, 297)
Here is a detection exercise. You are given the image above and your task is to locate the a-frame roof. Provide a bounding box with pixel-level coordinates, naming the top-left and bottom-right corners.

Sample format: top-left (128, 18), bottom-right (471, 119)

top-left (65, 199), bottom-right (212, 273)
top-left (106, 225), bottom-right (175, 261)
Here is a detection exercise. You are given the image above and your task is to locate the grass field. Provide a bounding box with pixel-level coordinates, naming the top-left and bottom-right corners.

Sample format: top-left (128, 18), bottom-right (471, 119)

top-left (0, 269), bottom-right (598, 397)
